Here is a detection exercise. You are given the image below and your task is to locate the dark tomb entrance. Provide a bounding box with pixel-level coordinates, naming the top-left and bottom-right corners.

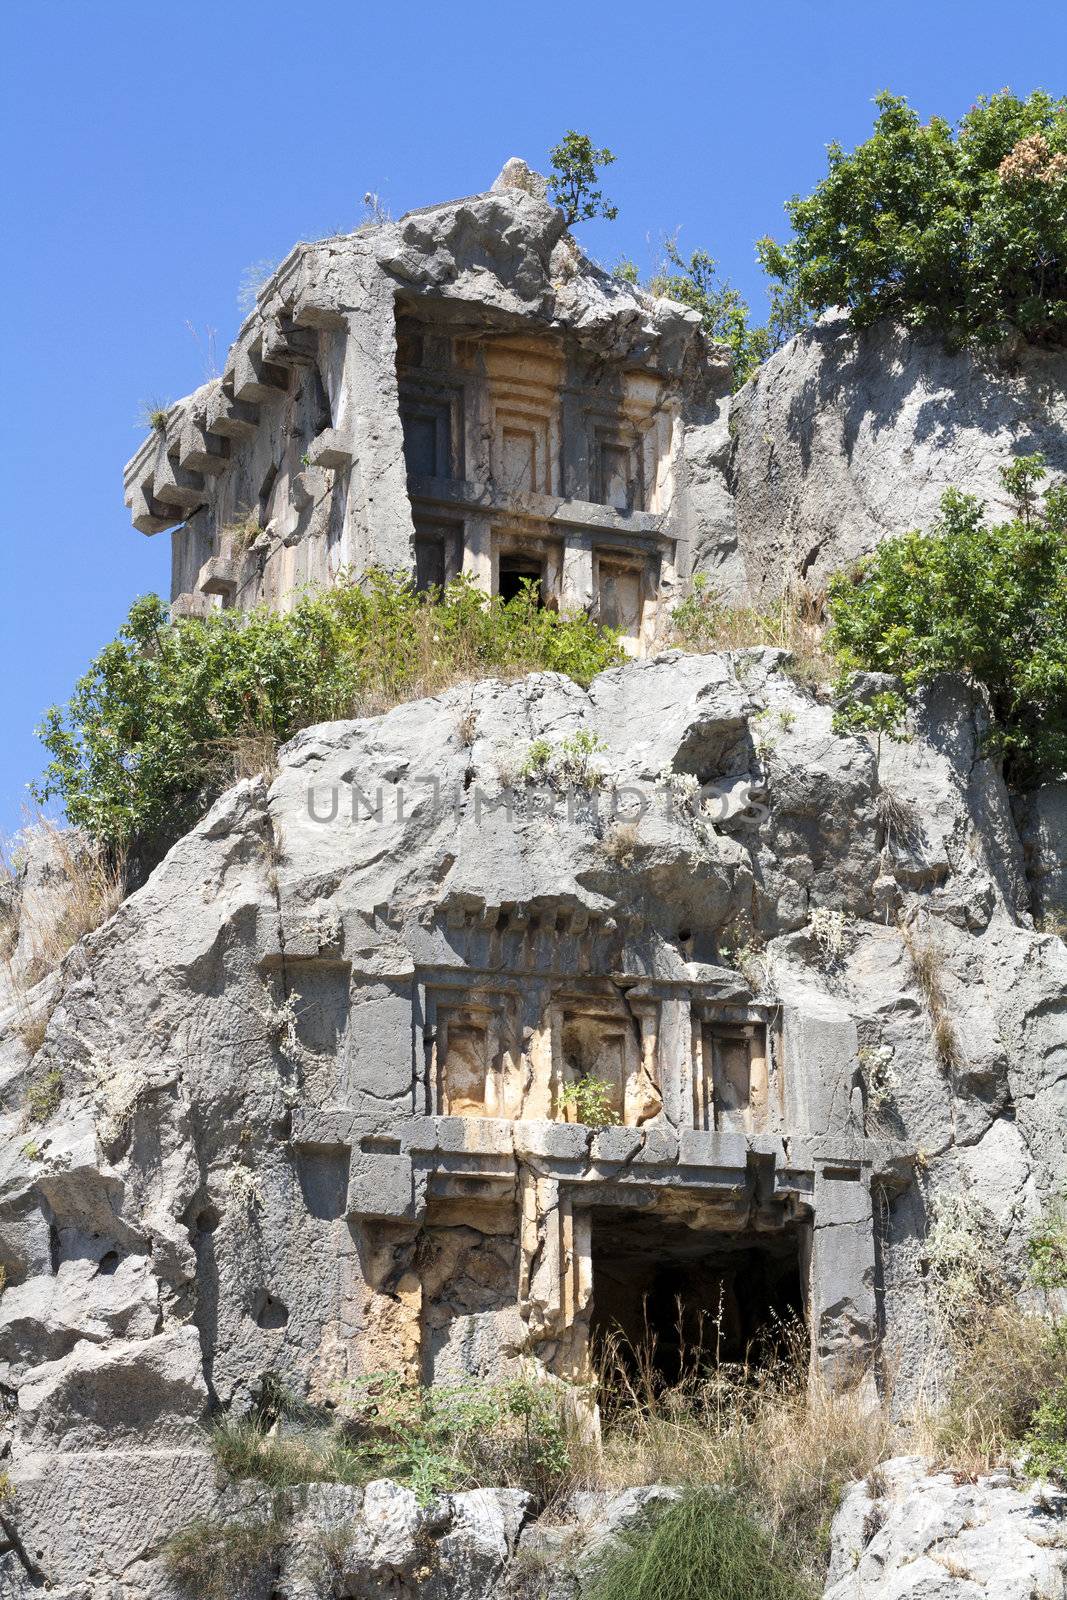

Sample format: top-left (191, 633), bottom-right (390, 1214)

top-left (498, 553), bottom-right (545, 604)
top-left (589, 1209), bottom-right (806, 1387)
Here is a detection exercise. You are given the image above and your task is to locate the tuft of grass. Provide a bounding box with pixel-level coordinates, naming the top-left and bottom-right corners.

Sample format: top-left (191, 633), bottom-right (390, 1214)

top-left (137, 397), bottom-right (170, 433)
top-left (931, 1303), bottom-right (1067, 1473)
top-left (583, 1488), bottom-right (814, 1600)
top-left (222, 514), bottom-right (264, 558)
top-left (900, 921), bottom-right (965, 1075)
top-left (25, 1068), bottom-right (63, 1123)
top-left (581, 1317), bottom-right (889, 1588)
top-left (1, 818), bottom-right (126, 994)
top-left (669, 577), bottom-right (831, 691)
top-left (602, 819), bottom-right (639, 867)
top-left (164, 1513), bottom-right (286, 1600)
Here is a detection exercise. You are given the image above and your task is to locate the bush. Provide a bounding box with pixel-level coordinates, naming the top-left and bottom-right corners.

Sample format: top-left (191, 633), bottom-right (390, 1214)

top-left (1026, 1382), bottom-right (1067, 1482)
top-left (211, 1374), bottom-right (572, 1506)
top-left (583, 1489), bottom-right (814, 1600)
top-left (165, 1513), bottom-right (286, 1600)
top-left (759, 89), bottom-right (1067, 350)
top-left (648, 241), bottom-right (787, 389)
top-left (829, 458), bottom-right (1067, 780)
top-left (32, 574), bottom-right (622, 857)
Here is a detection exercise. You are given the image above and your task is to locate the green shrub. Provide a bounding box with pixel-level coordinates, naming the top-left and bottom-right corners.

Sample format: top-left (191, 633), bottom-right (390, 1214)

top-left (548, 131), bottom-right (618, 226)
top-left (165, 1513), bottom-right (286, 1600)
top-left (583, 1489), bottom-right (814, 1600)
top-left (1026, 1381), bottom-right (1067, 1482)
top-left (759, 89), bottom-right (1067, 349)
top-left (649, 240), bottom-right (802, 389)
top-left (829, 458), bottom-right (1067, 780)
top-left (211, 1375), bottom-right (571, 1506)
top-left (32, 573), bottom-right (622, 857)
top-left (559, 1075), bottom-right (619, 1129)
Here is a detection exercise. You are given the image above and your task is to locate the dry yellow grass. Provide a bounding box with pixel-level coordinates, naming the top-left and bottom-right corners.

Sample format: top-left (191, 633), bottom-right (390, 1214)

top-left (564, 1320), bottom-right (891, 1586)
top-left (668, 580), bottom-right (832, 691)
top-left (1, 818), bottom-right (126, 994)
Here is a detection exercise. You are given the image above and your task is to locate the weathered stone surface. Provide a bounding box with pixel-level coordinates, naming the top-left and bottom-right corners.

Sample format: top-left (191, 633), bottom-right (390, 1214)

top-left (825, 1458), bottom-right (1067, 1599)
top-left (1, 641), bottom-right (1064, 1592)
top-left (727, 312), bottom-right (1067, 601)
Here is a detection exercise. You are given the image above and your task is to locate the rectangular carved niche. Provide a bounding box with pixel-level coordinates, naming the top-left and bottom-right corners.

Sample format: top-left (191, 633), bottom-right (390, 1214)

top-left (553, 995), bottom-right (661, 1126)
top-left (414, 517), bottom-right (461, 591)
top-left (399, 386), bottom-right (463, 481)
top-left (692, 1012), bottom-right (769, 1133)
top-left (596, 431), bottom-right (642, 512)
top-left (433, 993), bottom-right (527, 1119)
top-left (596, 556), bottom-right (646, 649)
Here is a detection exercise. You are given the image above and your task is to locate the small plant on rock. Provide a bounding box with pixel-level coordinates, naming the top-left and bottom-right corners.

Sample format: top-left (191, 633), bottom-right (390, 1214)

top-left (25, 1068), bottom-right (63, 1124)
top-left (521, 730), bottom-right (609, 791)
top-left (808, 906), bottom-right (848, 965)
top-left (559, 1075), bottom-right (620, 1130)
top-left (165, 1512), bottom-right (287, 1600)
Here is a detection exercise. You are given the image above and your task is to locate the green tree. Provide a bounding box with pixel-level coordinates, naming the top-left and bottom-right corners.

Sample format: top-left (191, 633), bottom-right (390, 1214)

top-left (649, 239), bottom-right (777, 389)
top-left (548, 131), bottom-right (618, 226)
top-left (829, 456), bottom-right (1067, 780)
top-left (32, 575), bottom-right (622, 857)
top-left (759, 89), bottom-right (1067, 349)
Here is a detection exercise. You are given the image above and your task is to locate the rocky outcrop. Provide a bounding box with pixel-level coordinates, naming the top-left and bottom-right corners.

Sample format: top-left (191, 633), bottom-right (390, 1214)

top-left (826, 1457), bottom-right (1067, 1599)
top-left (1, 651), bottom-right (1065, 1593)
top-left (726, 313), bottom-right (1067, 600)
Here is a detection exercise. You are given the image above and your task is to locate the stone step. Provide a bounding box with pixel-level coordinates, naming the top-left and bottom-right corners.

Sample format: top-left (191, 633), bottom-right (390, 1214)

top-left (261, 315), bottom-right (318, 367)
top-left (127, 475), bottom-right (182, 536)
top-left (233, 337), bottom-right (289, 404)
top-left (197, 556), bottom-right (241, 600)
top-left (205, 389), bottom-right (260, 441)
top-left (178, 415), bottom-right (230, 476)
top-left (151, 443), bottom-right (207, 511)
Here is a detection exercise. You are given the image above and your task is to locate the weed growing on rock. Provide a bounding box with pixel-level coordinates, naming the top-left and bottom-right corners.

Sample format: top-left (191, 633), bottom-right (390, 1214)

top-left (210, 1374), bottom-right (571, 1506)
top-left (900, 923), bottom-right (966, 1075)
top-left (808, 907), bottom-right (848, 965)
top-left (668, 577), bottom-right (831, 689)
top-left (24, 1068), bottom-right (62, 1124)
top-left (559, 1076), bottom-right (620, 1130)
top-left (583, 1488), bottom-right (814, 1600)
top-left (165, 1512), bottom-right (287, 1600)
top-left (522, 730), bottom-right (610, 791)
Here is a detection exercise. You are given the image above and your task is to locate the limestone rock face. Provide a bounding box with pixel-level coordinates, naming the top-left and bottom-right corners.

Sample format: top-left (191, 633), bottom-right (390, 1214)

top-left (727, 313), bottom-right (1067, 600)
top-left (1, 653), bottom-right (1065, 1594)
top-left (825, 1457), bottom-right (1067, 1599)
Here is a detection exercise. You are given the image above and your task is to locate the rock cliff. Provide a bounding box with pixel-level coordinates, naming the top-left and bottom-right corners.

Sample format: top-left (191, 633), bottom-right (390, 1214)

top-left (2, 648), bottom-right (1065, 1594)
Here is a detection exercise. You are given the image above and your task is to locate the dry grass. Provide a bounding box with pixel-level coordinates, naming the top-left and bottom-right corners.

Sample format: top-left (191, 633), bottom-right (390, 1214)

top-left (602, 820), bottom-right (640, 867)
top-left (206, 727), bottom-right (280, 788)
top-left (875, 786), bottom-right (923, 854)
top-left (165, 1513), bottom-right (286, 1600)
top-left (912, 1302), bottom-right (1067, 1475)
top-left (900, 921), bottom-right (966, 1075)
top-left (669, 580), bottom-right (832, 692)
top-left (570, 1318), bottom-right (891, 1587)
top-left (1, 819), bottom-right (125, 994)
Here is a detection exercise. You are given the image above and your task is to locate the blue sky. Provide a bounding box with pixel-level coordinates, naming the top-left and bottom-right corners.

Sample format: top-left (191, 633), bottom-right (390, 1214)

top-left (1, 0), bottom-right (1063, 841)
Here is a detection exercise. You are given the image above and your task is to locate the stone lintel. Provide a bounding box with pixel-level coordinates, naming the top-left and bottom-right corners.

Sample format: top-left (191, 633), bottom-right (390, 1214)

top-left (407, 476), bottom-right (670, 543)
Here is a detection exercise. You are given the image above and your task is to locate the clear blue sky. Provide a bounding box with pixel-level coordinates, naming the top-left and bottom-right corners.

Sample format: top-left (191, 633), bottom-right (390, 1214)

top-left (1, 0), bottom-right (1063, 841)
